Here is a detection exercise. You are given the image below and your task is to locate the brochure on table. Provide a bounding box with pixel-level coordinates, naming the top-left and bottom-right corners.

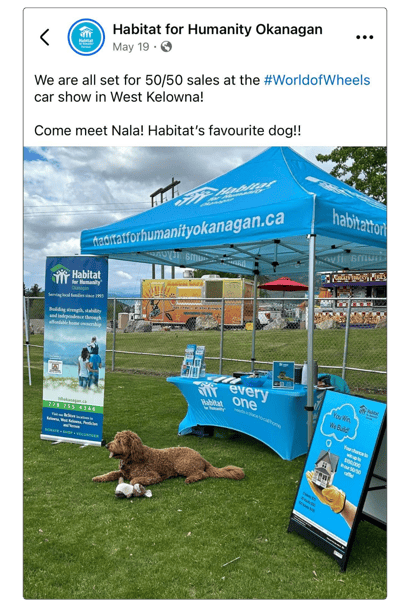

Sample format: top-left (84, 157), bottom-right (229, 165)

top-left (272, 361), bottom-right (295, 389)
top-left (181, 345), bottom-right (206, 378)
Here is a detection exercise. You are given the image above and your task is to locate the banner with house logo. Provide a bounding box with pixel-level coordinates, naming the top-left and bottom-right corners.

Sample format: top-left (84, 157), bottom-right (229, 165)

top-left (41, 256), bottom-right (108, 446)
top-left (288, 391), bottom-right (386, 571)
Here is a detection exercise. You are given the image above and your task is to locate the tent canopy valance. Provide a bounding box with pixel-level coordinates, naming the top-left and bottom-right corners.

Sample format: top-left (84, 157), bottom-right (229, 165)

top-left (80, 147), bottom-right (386, 279)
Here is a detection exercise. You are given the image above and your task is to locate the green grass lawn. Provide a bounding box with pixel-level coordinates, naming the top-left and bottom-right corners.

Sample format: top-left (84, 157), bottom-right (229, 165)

top-left (23, 361), bottom-right (387, 599)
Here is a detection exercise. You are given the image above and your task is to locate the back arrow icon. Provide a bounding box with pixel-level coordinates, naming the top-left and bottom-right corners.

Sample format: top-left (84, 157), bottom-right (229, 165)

top-left (40, 29), bottom-right (49, 46)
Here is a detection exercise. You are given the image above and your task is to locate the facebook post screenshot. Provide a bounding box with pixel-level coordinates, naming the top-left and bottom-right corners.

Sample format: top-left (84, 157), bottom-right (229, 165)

top-left (20, 3), bottom-right (394, 603)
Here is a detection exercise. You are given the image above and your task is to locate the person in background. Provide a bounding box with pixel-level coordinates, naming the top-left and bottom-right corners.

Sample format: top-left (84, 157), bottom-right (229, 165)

top-left (88, 349), bottom-right (102, 388)
top-left (88, 336), bottom-right (99, 355)
top-left (78, 347), bottom-right (90, 389)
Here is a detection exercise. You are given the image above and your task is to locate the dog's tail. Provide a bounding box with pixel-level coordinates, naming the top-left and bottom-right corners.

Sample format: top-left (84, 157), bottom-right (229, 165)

top-left (205, 461), bottom-right (245, 480)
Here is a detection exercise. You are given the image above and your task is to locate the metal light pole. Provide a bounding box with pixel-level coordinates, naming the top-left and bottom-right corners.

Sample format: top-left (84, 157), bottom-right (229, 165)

top-left (150, 177), bottom-right (181, 279)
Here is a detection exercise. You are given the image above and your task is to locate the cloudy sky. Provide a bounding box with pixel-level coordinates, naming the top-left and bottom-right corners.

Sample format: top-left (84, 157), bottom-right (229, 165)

top-left (23, 146), bottom-right (334, 295)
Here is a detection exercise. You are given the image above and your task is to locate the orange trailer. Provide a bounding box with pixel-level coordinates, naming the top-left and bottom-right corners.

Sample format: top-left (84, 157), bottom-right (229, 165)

top-left (141, 277), bottom-right (254, 330)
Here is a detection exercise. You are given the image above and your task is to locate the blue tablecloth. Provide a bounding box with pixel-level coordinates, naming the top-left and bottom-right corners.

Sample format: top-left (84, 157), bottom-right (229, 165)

top-left (167, 375), bottom-right (321, 460)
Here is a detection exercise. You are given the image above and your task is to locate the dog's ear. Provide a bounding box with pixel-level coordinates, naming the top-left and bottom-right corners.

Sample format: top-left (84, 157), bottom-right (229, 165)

top-left (118, 433), bottom-right (128, 454)
top-left (128, 432), bottom-right (145, 462)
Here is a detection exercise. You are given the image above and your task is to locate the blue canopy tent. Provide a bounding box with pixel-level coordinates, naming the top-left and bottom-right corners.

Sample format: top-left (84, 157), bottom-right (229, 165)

top-left (81, 147), bottom-right (387, 442)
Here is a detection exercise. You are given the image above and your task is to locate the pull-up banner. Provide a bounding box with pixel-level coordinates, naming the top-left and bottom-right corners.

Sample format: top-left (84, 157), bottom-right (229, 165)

top-left (288, 391), bottom-right (386, 571)
top-left (41, 256), bottom-right (108, 446)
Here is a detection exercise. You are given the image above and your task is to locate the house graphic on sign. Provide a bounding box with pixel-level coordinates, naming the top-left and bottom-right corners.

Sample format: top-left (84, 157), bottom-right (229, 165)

top-left (312, 450), bottom-right (340, 489)
top-left (79, 26), bottom-right (93, 38)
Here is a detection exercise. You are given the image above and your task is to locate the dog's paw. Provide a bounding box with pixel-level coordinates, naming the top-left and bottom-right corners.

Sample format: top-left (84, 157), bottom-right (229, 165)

top-left (92, 476), bottom-right (103, 482)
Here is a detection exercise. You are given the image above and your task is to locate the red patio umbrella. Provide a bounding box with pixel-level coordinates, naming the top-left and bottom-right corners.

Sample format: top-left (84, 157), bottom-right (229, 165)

top-left (258, 277), bottom-right (308, 292)
top-left (258, 277), bottom-right (308, 317)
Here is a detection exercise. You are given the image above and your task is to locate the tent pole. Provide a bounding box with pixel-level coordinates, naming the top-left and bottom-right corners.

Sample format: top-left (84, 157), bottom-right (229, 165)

top-left (24, 296), bottom-right (32, 387)
top-left (307, 234), bottom-right (316, 446)
top-left (342, 296), bottom-right (352, 380)
top-left (219, 298), bottom-right (225, 375)
top-left (251, 270), bottom-right (258, 372)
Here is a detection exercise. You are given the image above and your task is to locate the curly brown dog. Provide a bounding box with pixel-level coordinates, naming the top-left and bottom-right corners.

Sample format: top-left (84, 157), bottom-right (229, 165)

top-left (92, 430), bottom-right (245, 486)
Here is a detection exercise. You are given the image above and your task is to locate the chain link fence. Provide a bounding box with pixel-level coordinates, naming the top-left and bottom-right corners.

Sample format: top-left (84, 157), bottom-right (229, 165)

top-left (24, 295), bottom-right (386, 398)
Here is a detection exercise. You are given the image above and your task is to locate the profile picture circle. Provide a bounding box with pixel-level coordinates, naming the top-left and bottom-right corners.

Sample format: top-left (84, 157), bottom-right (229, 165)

top-left (68, 19), bottom-right (105, 55)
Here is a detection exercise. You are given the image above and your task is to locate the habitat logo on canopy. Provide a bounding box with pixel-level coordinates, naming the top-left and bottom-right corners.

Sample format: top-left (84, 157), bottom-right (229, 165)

top-left (175, 181), bottom-right (277, 208)
top-left (68, 19), bottom-right (105, 55)
top-left (175, 187), bottom-right (218, 206)
top-left (50, 264), bottom-right (70, 285)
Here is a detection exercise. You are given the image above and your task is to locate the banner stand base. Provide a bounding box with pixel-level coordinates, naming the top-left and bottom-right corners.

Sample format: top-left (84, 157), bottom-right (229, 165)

top-left (41, 434), bottom-right (103, 447)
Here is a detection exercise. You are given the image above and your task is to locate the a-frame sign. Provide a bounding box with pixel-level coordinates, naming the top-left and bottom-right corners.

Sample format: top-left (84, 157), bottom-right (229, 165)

top-left (288, 391), bottom-right (386, 571)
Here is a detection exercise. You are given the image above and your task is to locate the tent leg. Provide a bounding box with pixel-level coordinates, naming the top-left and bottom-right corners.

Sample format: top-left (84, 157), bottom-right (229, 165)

top-left (251, 272), bottom-right (258, 372)
top-left (307, 234), bottom-right (316, 446)
top-left (112, 298), bottom-right (117, 371)
top-left (342, 296), bottom-right (352, 380)
top-left (24, 296), bottom-right (32, 386)
top-left (219, 298), bottom-right (225, 375)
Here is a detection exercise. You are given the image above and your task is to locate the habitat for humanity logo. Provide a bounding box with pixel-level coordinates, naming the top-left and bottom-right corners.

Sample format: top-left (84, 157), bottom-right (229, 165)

top-left (175, 187), bottom-right (219, 207)
top-left (175, 181), bottom-right (277, 208)
top-left (359, 404), bottom-right (380, 421)
top-left (194, 382), bottom-right (218, 398)
top-left (50, 264), bottom-right (70, 284)
top-left (68, 19), bottom-right (105, 55)
top-left (193, 382), bottom-right (225, 411)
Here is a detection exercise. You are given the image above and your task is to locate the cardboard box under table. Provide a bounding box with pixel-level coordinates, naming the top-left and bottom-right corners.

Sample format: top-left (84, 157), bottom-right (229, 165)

top-left (167, 374), bottom-right (319, 460)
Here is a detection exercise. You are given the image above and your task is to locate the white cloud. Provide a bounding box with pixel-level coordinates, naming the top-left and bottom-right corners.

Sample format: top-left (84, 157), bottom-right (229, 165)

top-left (42, 238), bottom-right (81, 257)
top-left (117, 271), bottom-right (133, 281)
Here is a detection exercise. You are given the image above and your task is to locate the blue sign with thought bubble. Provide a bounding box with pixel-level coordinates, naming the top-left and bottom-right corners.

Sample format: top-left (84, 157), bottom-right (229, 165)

top-left (288, 390), bottom-right (386, 571)
top-left (320, 402), bottom-right (359, 442)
